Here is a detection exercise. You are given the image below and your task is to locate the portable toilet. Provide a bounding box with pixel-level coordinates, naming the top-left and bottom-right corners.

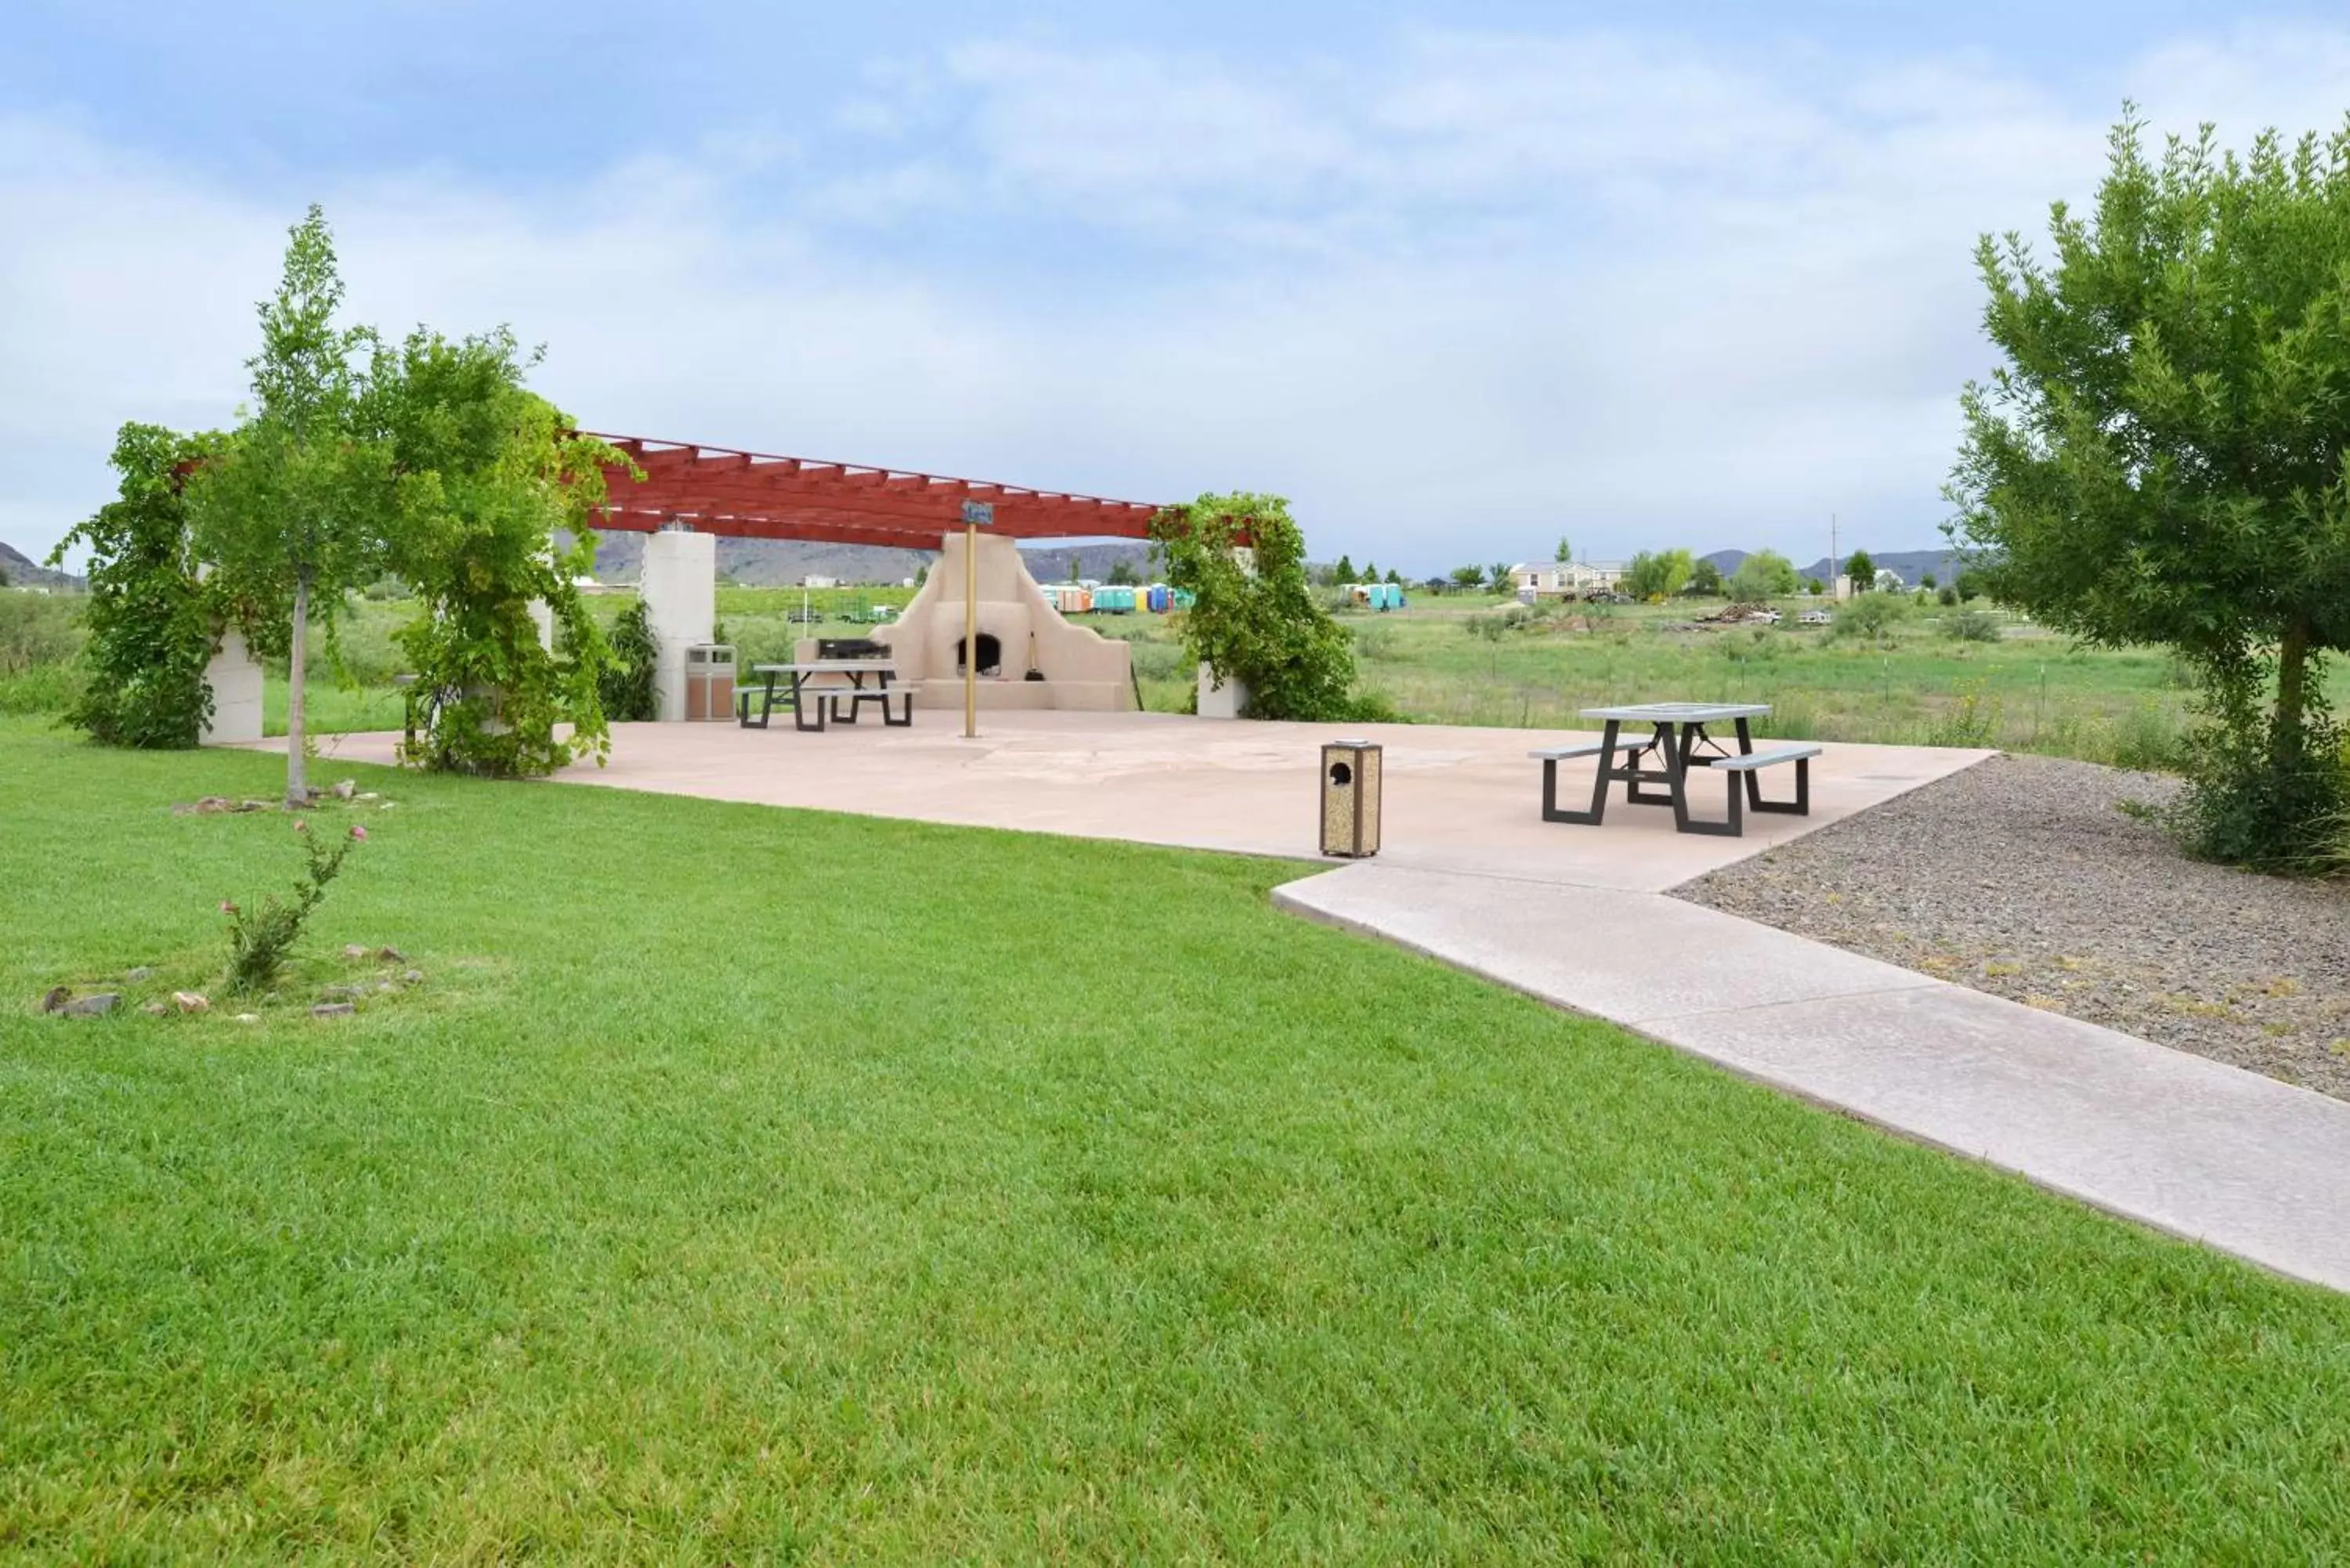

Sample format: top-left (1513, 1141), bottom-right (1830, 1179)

top-left (1147, 584), bottom-right (1172, 613)
top-left (1096, 585), bottom-right (1135, 614)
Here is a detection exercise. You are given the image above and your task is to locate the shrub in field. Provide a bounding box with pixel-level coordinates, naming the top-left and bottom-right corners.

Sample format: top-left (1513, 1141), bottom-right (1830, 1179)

top-left (1927, 685), bottom-right (2003, 748)
top-left (222, 819), bottom-right (366, 993)
top-left (0, 589), bottom-right (84, 677)
top-left (1944, 609), bottom-right (2001, 642)
top-left (1827, 594), bottom-right (1909, 644)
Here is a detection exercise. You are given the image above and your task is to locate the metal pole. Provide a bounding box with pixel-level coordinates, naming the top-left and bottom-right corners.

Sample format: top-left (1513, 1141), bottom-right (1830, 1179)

top-left (963, 522), bottom-right (978, 739)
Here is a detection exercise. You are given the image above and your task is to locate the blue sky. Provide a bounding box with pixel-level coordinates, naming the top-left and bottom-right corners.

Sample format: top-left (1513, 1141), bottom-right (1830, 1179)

top-left (9, 2), bottom-right (2350, 573)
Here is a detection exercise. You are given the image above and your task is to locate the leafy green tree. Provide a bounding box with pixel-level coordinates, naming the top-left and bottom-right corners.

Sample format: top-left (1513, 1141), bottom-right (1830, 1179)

top-left (1361, 559), bottom-right (1380, 583)
top-left (186, 206), bottom-right (386, 805)
top-left (1842, 548), bottom-right (1875, 594)
top-left (599, 597), bottom-right (660, 722)
top-left (1487, 562), bottom-right (1512, 591)
top-left (1688, 558), bottom-right (1725, 596)
top-left (1448, 564), bottom-right (1485, 591)
top-left (1384, 567), bottom-right (1402, 584)
top-left (1107, 558), bottom-right (1139, 586)
top-left (1555, 537), bottom-right (1573, 562)
top-left (1624, 547), bottom-right (1695, 600)
top-left (1150, 494), bottom-right (1378, 721)
top-left (1332, 553), bottom-right (1356, 583)
top-left (52, 424), bottom-right (233, 747)
top-left (374, 327), bottom-right (626, 776)
top-left (1954, 567), bottom-right (1984, 602)
top-left (1730, 549), bottom-right (1800, 601)
top-left (1921, 572), bottom-right (1938, 590)
top-left (1951, 111), bottom-right (2350, 865)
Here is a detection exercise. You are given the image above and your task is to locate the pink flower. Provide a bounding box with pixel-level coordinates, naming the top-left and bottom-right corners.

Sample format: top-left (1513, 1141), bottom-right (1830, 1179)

top-left (349, 824), bottom-right (368, 842)
top-left (220, 901), bottom-right (239, 916)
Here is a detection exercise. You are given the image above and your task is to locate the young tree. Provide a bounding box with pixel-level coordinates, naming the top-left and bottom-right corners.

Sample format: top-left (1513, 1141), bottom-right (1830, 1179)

top-left (1951, 111), bottom-right (2350, 865)
top-left (1487, 562), bottom-right (1512, 592)
top-left (1107, 558), bottom-right (1139, 586)
top-left (1333, 552), bottom-right (1357, 583)
top-left (186, 206), bottom-right (385, 805)
top-left (1448, 564), bottom-right (1485, 591)
top-left (1688, 558), bottom-right (1725, 597)
top-left (1842, 548), bottom-right (1875, 594)
top-left (1361, 559), bottom-right (1380, 583)
top-left (1730, 548), bottom-right (1800, 601)
top-left (1384, 567), bottom-right (1402, 585)
top-left (1554, 536), bottom-right (1573, 562)
top-left (1921, 572), bottom-right (1938, 590)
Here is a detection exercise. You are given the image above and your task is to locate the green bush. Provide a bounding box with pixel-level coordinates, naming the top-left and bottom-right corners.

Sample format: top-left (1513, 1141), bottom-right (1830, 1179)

top-left (598, 598), bottom-right (659, 721)
top-left (1826, 594), bottom-right (1910, 645)
top-left (1151, 493), bottom-right (1371, 722)
top-left (1944, 609), bottom-right (2001, 642)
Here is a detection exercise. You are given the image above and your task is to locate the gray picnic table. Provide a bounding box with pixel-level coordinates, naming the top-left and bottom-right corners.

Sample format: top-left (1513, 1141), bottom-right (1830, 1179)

top-left (739, 661), bottom-right (909, 732)
top-left (1530, 701), bottom-right (1818, 837)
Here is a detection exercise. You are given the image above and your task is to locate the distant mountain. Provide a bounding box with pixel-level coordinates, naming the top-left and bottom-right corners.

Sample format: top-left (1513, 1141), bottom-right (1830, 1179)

top-left (0, 541), bottom-right (83, 591)
top-left (583, 531), bottom-right (1156, 587)
top-left (1701, 546), bottom-right (1972, 587)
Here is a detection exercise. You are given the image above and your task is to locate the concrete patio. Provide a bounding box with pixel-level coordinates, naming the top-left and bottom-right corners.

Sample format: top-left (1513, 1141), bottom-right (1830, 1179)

top-left (284, 710), bottom-right (2350, 1293)
top-left (303, 710), bottom-right (1984, 891)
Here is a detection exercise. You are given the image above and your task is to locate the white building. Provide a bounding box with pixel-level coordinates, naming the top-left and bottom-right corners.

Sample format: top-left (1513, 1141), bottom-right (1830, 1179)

top-left (1511, 560), bottom-right (1624, 598)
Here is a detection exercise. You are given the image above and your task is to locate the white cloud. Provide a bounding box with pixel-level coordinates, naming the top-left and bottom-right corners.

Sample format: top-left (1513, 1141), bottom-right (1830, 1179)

top-left (9, 23), bottom-right (2350, 575)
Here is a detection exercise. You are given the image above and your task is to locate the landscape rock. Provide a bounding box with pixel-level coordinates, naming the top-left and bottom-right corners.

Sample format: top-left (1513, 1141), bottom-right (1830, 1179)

top-left (233, 1013), bottom-right (260, 1024)
top-left (125, 966), bottom-right (156, 982)
top-left (332, 779), bottom-right (356, 800)
top-left (142, 1001), bottom-right (168, 1017)
top-left (378, 946), bottom-right (405, 962)
top-left (237, 800), bottom-right (273, 813)
top-left (376, 981), bottom-right (396, 993)
top-left (343, 945), bottom-right (370, 961)
top-left (356, 792), bottom-right (381, 801)
top-left (62, 993), bottom-right (121, 1017)
top-left (402, 969), bottom-right (425, 985)
top-left (310, 1003), bottom-right (356, 1018)
top-left (172, 992), bottom-right (209, 1013)
top-left (317, 984), bottom-right (365, 1002)
top-left (40, 985), bottom-right (70, 1013)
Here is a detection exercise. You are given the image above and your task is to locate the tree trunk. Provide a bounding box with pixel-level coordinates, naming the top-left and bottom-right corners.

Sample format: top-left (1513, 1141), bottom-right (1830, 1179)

top-left (285, 568), bottom-right (311, 807)
top-left (2275, 616), bottom-right (2312, 753)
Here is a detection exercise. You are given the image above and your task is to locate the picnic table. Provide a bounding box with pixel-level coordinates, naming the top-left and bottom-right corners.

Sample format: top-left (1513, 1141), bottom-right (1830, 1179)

top-left (739, 661), bottom-right (909, 732)
top-left (1530, 701), bottom-right (1817, 838)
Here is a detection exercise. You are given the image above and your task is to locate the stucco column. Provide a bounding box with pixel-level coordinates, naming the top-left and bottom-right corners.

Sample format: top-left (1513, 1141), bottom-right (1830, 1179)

top-left (641, 528), bottom-right (716, 721)
top-left (200, 628), bottom-right (265, 745)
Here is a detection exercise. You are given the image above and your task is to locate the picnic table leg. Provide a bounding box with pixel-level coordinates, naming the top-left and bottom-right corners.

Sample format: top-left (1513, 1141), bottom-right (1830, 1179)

top-left (1733, 715), bottom-right (1762, 811)
top-left (1624, 723), bottom-right (1675, 806)
top-left (793, 673), bottom-right (827, 732)
top-left (1541, 720), bottom-right (1616, 825)
top-left (882, 674), bottom-right (913, 727)
top-left (1668, 721), bottom-right (1742, 836)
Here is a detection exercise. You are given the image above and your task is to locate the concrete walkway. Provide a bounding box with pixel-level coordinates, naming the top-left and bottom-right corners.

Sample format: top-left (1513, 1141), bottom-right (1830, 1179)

top-left (1275, 862), bottom-right (2350, 1294)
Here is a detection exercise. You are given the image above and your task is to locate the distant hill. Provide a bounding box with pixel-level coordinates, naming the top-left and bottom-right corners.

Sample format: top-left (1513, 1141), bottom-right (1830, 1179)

top-left (0, 541), bottom-right (83, 591)
top-left (1703, 546), bottom-right (1972, 587)
top-left (584, 532), bottom-right (1156, 587)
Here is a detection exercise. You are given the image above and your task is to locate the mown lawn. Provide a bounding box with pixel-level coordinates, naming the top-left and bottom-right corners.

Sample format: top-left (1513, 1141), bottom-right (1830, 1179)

top-left (3, 721), bottom-right (2348, 1562)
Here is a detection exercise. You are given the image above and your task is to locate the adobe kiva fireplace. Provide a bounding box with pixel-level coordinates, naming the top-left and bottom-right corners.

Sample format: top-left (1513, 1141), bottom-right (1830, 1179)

top-left (829, 532), bottom-right (1133, 710)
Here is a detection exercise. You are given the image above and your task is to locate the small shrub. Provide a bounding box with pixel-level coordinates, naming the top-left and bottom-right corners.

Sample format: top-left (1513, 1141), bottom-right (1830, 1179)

top-left (223, 820), bottom-right (367, 993)
top-left (1827, 594), bottom-right (1910, 644)
top-left (1943, 608), bottom-right (2001, 643)
top-left (598, 598), bottom-right (659, 721)
top-left (1926, 684), bottom-right (2002, 748)
top-left (1352, 623), bottom-right (1400, 662)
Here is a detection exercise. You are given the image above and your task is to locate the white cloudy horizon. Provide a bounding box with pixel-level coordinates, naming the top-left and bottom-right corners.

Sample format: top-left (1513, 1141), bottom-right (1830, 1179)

top-left (7, 15), bottom-right (2350, 576)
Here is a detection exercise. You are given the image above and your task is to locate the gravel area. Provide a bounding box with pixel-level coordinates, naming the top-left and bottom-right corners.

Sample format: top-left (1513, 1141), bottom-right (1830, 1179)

top-left (1675, 753), bottom-right (2350, 1103)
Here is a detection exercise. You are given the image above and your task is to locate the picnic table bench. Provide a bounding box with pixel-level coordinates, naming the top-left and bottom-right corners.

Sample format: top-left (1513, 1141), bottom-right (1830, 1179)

top-left (738, 661), bottom-right (909, 732)
top-left (1531, 702), bottom-right (1817, 837)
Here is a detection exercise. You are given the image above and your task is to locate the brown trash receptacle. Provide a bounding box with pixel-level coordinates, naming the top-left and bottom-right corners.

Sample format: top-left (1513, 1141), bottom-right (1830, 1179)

top-left (1320, 739), bottom-right (1382, 858)
top-left (685, 644), bottom-right (736, 721)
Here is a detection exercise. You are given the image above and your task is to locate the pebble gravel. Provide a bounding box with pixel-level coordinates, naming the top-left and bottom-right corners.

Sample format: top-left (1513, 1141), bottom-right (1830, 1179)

top-left (1675, 753), bottom-right (2350, 1103)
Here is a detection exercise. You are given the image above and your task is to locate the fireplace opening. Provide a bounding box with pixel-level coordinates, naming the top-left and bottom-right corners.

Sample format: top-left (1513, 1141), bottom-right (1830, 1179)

top-left (956, 633), bottom-right (1003, 677)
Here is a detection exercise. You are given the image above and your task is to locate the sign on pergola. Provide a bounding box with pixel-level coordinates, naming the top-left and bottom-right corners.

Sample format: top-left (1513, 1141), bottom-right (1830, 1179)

top-left (586, 434), bottom-right (1161, 547)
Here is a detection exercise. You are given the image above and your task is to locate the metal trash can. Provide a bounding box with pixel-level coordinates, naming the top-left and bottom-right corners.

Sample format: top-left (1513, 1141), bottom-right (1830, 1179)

top-left (685, 644), bottom-right (736, 722)
top-left (1320, 739), bottom-right (1383, 858)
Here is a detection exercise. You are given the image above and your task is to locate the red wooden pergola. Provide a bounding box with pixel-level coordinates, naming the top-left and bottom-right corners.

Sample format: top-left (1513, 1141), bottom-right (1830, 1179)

top-left (584, 434), bottom-right (1164, 547)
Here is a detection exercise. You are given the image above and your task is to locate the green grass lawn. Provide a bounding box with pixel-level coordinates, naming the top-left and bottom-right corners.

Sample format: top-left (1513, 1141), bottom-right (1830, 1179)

top-left (5, 723), bottom-right (2348, 1560)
